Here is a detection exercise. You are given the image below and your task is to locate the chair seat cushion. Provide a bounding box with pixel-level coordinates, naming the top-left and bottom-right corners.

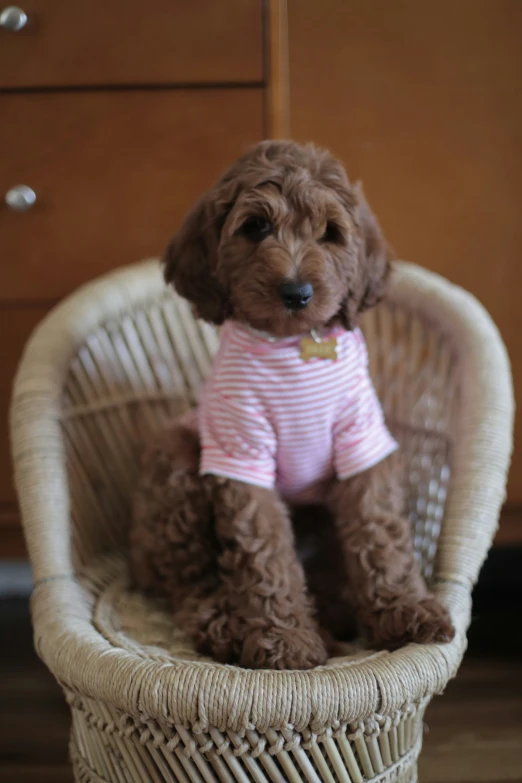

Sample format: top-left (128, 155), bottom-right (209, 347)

top-left (83, 551), bottom-right (389, 668)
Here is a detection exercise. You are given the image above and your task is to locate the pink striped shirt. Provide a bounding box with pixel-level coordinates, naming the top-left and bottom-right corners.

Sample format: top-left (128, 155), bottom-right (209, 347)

top-left (198, 321), bottom-right (397, 503)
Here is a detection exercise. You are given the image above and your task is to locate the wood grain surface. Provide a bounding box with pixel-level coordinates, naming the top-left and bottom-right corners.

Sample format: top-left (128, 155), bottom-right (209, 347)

top-left (420, 659), bottom-right (522, 782)
top-left (0, 0), bottom-right (263, 88)
top-left (266, 0), bottom-right (290, 138)
top-left (0, 309), bottom-right (48, 557)
top-left (0, 309), bottom-right (47, 508)
top-left (0, 87), bottom-right (264, 553)
top-left (0, 89), bottom-right (264, 300)
top-left (288, 0), bottom-right (522, 502)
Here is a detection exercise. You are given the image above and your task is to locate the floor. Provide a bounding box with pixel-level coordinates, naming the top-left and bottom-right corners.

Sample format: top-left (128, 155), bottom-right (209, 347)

top-left (1, 549), bottom-right (522, 783)
top-left (419, 659), bottom-right (522, 782)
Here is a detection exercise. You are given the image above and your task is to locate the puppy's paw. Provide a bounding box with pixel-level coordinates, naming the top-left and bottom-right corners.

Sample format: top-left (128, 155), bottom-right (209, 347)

top-left (369, 597), bottom-right (456, 649)
top-left (240, 626), bottom-right (328, 670)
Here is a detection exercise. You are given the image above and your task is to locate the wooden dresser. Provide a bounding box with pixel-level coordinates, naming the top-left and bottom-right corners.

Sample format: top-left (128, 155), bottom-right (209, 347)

top-left (1, 0), bottom-right (288, 556)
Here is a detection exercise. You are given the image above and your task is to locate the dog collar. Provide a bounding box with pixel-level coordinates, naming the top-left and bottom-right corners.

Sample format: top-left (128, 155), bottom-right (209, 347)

top-left (234, 322), bottom-right (341, 361)
top-left (240, 323), bottom-right (331, 344)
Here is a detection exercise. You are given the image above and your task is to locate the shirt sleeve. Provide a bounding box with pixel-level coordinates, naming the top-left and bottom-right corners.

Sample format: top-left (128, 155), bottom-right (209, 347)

top-left (199, 388), bottom-right (277, 489)
top-left (334, 332), bottom-right (398, 480)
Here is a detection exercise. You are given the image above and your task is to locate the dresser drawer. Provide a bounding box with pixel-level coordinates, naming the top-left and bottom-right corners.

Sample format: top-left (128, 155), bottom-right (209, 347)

top-left (0, 89), bottom-right (263, 300)
top-left (0, 0), bottom-right (263, 88)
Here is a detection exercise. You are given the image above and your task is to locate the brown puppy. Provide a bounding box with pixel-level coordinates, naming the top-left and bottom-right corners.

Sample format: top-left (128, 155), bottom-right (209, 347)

top-left (130, 140), bottom-right (455, 670)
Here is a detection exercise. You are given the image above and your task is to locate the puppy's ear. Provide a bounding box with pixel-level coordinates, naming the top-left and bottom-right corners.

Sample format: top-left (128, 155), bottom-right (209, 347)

top-left (163, 190), bottom-right (231, 325)
top-left (341, 183), bottom-right (391, 329)
top-left (355, 183), bottom-right (391, 312)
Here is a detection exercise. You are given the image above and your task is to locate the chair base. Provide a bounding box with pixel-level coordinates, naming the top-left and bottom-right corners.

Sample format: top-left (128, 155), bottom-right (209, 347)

top-left (68, 691), bottom-right (425, 783)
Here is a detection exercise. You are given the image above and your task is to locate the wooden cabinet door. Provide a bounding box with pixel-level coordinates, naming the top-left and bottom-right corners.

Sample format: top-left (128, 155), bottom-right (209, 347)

top-left (0, 0), bottom-right (263, 87)
top-left (1, 88), bottom-right (263, 556)
top-left (288, 0), bottom-right (522, 504)
top-left (0, 308), bottom-right (47, 556)
top-left (0, 89), bottom-right (264, 300)
top-left (0, 309), bottom-right (46, 506)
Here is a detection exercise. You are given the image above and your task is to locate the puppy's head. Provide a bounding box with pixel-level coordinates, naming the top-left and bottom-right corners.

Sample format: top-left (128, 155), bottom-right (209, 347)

top-left (164, 140), bottom-right (391, 337)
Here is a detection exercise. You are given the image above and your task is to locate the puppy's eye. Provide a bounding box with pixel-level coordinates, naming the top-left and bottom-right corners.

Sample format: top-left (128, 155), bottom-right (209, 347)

top-left (320, 221), bottom-right (343, 244)
top-left (239, 216), bottom-right (273, 243)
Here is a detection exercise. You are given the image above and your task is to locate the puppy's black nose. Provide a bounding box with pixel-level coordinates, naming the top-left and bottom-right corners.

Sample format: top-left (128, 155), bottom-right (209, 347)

top-left (279, 281), bottom-right (314, 310)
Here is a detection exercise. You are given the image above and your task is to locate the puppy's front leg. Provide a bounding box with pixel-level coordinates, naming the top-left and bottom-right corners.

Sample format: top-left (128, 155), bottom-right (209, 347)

top-left (329, 454), bottom-right (455, 649)
top-left (207, 476), bottom-right (328, 670)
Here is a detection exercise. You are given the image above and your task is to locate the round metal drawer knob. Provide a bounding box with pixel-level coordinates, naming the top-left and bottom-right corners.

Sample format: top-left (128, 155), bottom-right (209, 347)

top-left (5, 185), bottom-right (37, 211)
top-left (0, 6), bottom-right (27, 31)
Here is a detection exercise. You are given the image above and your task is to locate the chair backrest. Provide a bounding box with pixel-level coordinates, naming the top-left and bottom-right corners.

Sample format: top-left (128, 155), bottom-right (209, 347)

top-left (61, 289), bottom-right (219, 568)
top-left (362, 303), bottom-right (458, 580)
top-left (58, 280), bottom-right (458, 580)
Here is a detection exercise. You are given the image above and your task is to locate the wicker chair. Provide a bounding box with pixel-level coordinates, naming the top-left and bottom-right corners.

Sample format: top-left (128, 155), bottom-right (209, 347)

top-left (10, 260), bottom-right (513, 783)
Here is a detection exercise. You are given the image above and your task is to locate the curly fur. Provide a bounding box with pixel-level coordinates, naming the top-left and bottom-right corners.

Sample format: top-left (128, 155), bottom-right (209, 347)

top-left (130, 140), bottom-right (455, 669)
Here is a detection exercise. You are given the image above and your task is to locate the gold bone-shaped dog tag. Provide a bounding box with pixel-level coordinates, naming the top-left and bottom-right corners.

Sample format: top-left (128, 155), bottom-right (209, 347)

top-left (300, 336), bottom-right (338, 361)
